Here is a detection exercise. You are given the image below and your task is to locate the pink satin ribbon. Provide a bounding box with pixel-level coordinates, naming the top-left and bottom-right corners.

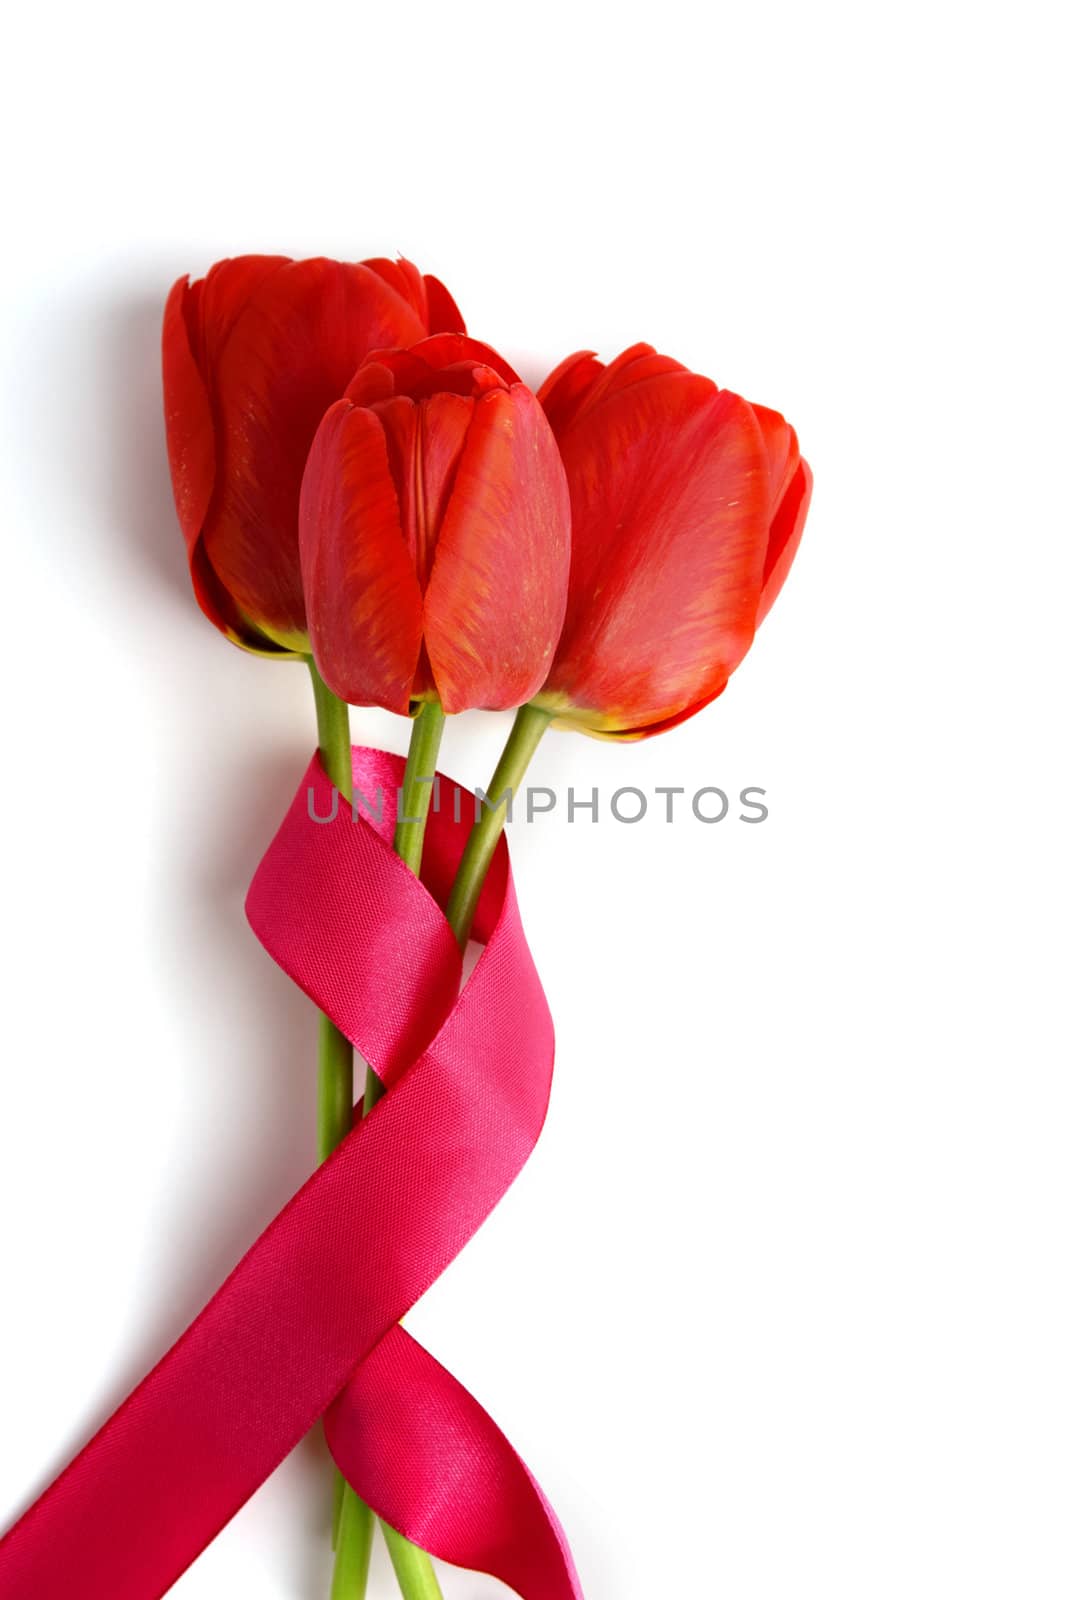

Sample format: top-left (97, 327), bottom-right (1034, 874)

top-left (0, 748), bottom-right (582, 1599)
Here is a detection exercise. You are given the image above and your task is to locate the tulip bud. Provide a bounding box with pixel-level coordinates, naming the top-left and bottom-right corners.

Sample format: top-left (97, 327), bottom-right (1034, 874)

top-left (299, 335), bottom-right (571, 716)
top-left (532, 344), bottom-right (812, 738)
top-left (163, 255), bottom-right (464, 656)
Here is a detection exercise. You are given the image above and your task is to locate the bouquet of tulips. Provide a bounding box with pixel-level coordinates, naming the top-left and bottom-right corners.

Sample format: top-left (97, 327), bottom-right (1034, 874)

top-left (0, 254), bottom-right (810, 1600)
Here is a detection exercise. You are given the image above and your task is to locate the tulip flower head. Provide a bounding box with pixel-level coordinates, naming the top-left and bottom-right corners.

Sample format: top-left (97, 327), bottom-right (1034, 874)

top-left (532, 344), bottom-right (812, 738)
top-left (299, 334), bottom-right (571, 716)
top-left (163, 255), bottom-right (464, 655)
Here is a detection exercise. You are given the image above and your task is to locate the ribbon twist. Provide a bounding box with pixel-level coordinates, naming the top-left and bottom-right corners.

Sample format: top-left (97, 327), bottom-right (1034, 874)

top-left (0, 747), bottom-right (582, 1600)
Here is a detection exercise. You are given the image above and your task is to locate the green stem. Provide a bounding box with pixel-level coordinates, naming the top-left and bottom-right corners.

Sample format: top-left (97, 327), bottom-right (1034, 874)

top-left (309, 660), bottom-right (373, 1596)
top-left (310, 659), bottom-right (354, 806)
top-left (393, 701), bottom-right (446, 878)
top-left (362, 702), bottom-right (550, 1598)
top-left (333, 699), bottom-right (447, 1600)
top-left (327, 697), bottom-right (549, 1600)
top-left (363, 701), bottom-right (445, 1119)
top-left (381, 1523), bottom-right (446, 1600)
top-left (330, 1490), bottom-right (373, 1600)
top-left (445, 704), bottom-right (552, 950)
top-left (309, 659), bottom-right (356, 1162)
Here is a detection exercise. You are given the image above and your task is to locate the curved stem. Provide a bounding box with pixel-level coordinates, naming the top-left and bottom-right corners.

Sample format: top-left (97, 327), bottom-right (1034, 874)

top-left (445, 704), bottom-right (552, 949)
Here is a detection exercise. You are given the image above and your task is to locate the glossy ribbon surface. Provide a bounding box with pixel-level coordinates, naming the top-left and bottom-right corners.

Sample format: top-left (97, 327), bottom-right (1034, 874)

top-left (0, 748), bottom-right (581, 1599)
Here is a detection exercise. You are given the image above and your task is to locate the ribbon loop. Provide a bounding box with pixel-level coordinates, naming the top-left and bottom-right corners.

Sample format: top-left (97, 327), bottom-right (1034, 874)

top-left (0, 748), bottom-right (581, 1600)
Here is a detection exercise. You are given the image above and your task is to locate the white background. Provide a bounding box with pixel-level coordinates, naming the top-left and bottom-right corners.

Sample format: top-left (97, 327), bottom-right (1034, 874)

top-left (1, 3), bottom-right (1064, 1596)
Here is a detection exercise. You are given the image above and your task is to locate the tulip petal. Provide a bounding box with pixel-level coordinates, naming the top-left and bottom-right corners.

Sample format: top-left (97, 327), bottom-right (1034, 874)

top-left (752, 403), bottom-right (801, 522)
top-left (162, 277), bottom-right (216, 558)
top-left (410, 334), bottom-right (522, 386)
top-left (576, 343), bottom-right (692, 415)
top-left (424, 273), bottom-right (466, 334)
top-left (204, 259), bottom-right (429, 648)
top-left (346, 336), bottom-right (521, 406)
top-left (300, 401), bottom-right (424, 713)
top-left (346, 355), bottom-right (420, 409)
top-left (186, 543), bottom-right (296, 656)
top-left (195, 255), bottom-right (291, 368)
top-left (423, 387), bottom-right (571, 713)
top-left (539, 345), bottom-right (696, 438)
top-left (757, 458), bottom-right (812, 626)
top-left (418, 394), bottom-right (475, 534)
top-left (163, 270), bottom-right (295, 654)
top-left (541, 379), bottom-right (771, 735)
top-left (360, 257), bottom-right (428, 319)
top-left (565, 680), bottom-right (731, 742)
top-left (372, 392), bottom-right (474, 592)
top-left (361, 258), bottom-right (466, 336)
top-left (162, 255), bottom-right (290, 552)
top-left (537, 350), bottom-right (601, 434)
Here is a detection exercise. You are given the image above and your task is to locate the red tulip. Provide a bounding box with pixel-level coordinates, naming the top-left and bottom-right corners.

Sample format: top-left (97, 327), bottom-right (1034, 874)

top-left (163, 255), bottom-right (464, 655)
top-left (299, 335), bottom-right (571, 715)
top-left (532, 344), bottom-right (812, 738)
